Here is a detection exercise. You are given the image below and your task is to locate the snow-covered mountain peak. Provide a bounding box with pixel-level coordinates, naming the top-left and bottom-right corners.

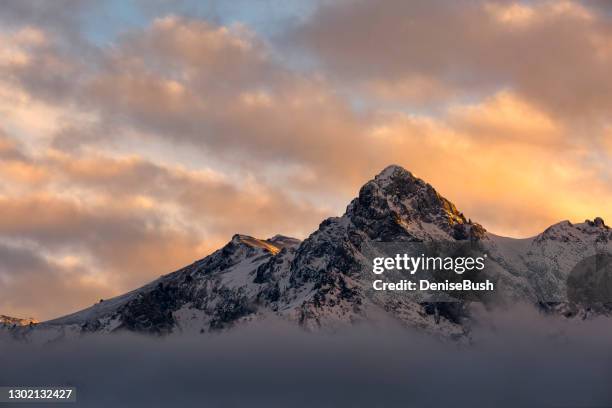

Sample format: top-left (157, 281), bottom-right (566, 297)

top-left (374, 164), bottom-right (415, 184)
top-left (534, 218), bottom-right (611, 245)
top-left (345, 165), bottom-right (485, 241)
top-left (6, 165), bottom-right (611, 342)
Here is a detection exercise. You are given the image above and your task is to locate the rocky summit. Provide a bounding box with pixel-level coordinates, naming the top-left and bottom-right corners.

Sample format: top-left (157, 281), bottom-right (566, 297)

top-left (5, 165), bottom-right (612, 342)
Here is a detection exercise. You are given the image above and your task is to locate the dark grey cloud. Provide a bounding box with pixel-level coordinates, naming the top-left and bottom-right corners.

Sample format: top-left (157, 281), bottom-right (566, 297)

top-left (0, 242), bottom-right (52, 276)
top-left (1, 310), bottom-right (612, 407)
top-left (0, 129), bottom-right (26, 161)
top-left (0, 242), bottom-right (106, 319)
top-left (0, 193), bottom-right (204, 286)
top-left (0, 0), bottom-right (88, 34)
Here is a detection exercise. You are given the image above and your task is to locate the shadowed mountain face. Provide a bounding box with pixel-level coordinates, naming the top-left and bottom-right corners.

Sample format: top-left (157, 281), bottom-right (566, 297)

top-left (5, 165), bottom-right (612, 341)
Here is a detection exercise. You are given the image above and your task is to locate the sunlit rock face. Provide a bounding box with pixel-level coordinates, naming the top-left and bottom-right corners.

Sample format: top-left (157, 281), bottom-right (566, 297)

top-left (0, 315), bottom-right (38, 327)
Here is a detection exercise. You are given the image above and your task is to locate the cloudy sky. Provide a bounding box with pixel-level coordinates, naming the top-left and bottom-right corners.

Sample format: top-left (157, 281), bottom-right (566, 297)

top-left (1, 0), bottom-right (611, 320)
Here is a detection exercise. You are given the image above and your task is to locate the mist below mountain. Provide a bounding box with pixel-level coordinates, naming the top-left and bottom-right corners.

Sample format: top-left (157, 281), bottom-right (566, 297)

top-left (2, 306), bottom-right (612, 407)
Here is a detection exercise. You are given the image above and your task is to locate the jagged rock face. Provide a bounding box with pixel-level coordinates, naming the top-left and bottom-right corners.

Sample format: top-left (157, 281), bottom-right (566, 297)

top-left (289, 165), bottom-right (486, 285)
top-left (6, 165), bottom-right (611, 342)
top-left (282, 165), bottom-right (486, 330)
top-left (116, 282), bottom-right (182, 334)
top-left (347, 165), bottom-right (485, 242)
top-left (110, 235), bottom-right (288, 334)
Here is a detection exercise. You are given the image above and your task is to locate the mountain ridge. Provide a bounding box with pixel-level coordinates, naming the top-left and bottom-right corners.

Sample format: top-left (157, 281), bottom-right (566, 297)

top-left (0, 315), bottom-right (38, 327)
top-left (4, 165), bottom-right (611, 341)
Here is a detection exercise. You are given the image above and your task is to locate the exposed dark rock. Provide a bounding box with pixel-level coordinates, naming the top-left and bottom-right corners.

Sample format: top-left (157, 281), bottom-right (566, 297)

top-left (117, 282), bottom-right (181, 335)
top-left (209, 288), bottom-right (255, 330)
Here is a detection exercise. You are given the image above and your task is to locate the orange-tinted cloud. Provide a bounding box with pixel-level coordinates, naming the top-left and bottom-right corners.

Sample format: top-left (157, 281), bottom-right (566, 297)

top-left (293, 0), bottom-right (612, 119)
top-left (0, 139), bottom-right (328, 319)
top-left (0, 2), bottom-right (611, 320)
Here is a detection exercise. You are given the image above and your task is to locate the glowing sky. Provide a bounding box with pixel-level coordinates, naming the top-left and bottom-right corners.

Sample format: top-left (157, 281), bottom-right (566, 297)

top-left (1, 0), bottom-right (611, 319)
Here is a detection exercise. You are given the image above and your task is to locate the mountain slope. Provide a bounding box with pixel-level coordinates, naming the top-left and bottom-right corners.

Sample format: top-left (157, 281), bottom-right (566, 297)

top-left (5, 165), bottom-right (611, 341)
top-left (485, 218), bottom-right (612, 314)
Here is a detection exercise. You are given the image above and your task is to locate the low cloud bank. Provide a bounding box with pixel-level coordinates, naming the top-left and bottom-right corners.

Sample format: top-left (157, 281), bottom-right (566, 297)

top-left (2, 309), bottom-right (612, 407)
